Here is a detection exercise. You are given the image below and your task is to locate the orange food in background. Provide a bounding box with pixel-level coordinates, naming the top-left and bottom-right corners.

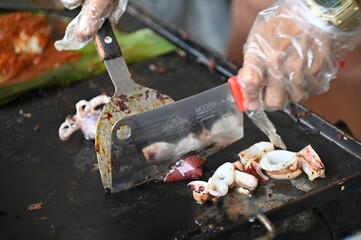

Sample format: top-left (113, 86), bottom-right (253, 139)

top-left (0, 12), bottom-right (81, 86)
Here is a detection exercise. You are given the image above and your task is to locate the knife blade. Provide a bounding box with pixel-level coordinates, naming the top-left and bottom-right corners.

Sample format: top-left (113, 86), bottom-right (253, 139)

top-left (109, 83), bottom-right (244, 192)
top-left (94, 21), bottom-right (285, 193)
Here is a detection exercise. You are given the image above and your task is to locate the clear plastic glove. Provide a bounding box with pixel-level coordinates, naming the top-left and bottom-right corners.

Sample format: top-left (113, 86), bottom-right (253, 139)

top-left (237, 0), bottom-right (361, 111)
top-left (55, 0), bottom-right (128, 51)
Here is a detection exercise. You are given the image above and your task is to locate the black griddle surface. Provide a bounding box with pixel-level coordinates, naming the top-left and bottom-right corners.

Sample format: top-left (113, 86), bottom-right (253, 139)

top-left (1, 12), bottom-right (361, 240)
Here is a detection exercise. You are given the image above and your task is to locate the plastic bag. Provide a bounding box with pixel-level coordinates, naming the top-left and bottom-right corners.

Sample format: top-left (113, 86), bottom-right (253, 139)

top-left (55, 0), bottom-right (128, 50)
top-left (237, 0), bottom-right (361, 111)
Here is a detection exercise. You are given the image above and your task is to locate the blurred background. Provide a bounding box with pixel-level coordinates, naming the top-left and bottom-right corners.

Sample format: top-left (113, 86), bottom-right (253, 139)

top-left (135, 0), bottom-right (361, 140)
top-left (1, 0), bottom-right (360, 139)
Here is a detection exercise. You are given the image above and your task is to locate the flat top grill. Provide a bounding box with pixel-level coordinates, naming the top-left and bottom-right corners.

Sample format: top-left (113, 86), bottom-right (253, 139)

top-left (0, 4), bottom-right (361, 240)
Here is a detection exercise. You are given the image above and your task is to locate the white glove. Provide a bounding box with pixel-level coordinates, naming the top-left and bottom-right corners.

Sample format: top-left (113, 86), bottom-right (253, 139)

top-left (55, 0), bottom-right (128, 51)
top-left (236, 0), bottom-right (361, 111)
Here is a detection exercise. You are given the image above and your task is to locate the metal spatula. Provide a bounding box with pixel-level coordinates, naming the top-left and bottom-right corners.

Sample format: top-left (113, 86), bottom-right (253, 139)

top-left (94, 20), bottom-right (173, 192)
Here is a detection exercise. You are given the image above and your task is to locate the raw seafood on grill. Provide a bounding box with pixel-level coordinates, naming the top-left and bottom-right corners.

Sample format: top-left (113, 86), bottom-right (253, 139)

top-left (163, 155), bottom-right (203, 182)
top-left (138, 114), bottom-right (244, 182)
top-left (59, 95), bottom-right (110, 141)
top-left (187, 162), bottom-right (259, 204)
top-left (188, 141), bottom-right (326, 204)
top-left (259, 145), bottom-right (325, 181)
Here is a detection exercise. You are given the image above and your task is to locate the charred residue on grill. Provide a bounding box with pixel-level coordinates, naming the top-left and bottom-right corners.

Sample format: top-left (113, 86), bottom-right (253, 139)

top-left (156, 91), bottom-right (170, 103)
top-left (337, 132), bottom-right (348, 141)
top-left (290, 107), bottom-right (311, 120)
top-left (95, 142), bottom-right (100, 154)
top-left (115, 94), bottom-right (129, 111)
top-left (105, 112), bottom-right (113, 120)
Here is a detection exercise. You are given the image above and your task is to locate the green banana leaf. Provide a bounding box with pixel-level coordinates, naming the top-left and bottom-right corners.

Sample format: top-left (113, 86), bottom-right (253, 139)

top-left (0, 24), bottom-right (176, 106)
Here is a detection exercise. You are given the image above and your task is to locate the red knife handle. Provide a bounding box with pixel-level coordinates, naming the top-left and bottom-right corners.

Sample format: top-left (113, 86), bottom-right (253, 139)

top-left (228, 75), bottom-right (246, 111)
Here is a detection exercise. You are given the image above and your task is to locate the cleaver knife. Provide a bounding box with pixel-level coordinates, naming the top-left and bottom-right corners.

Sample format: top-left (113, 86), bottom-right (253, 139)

top-left (106, 76), bottom-right (285, 193)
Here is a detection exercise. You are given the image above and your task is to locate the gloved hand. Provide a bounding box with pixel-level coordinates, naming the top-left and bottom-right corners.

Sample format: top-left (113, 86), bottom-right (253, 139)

top-left (236, 0), bottom-right (361, 111)
top-left (55, 0), bottom-right (128, 51)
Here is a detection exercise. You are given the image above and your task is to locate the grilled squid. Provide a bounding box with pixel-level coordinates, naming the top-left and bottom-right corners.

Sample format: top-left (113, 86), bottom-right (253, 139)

top-left (212, 162), bottom-right (235, 186)
top-left (59, 95), bottom-right (110, 141)
top-left (142, 133), bottom-right (205, 162)
top-left (298, 145), bottom-right (325, 181)
top-left (259, 150), bottom-right (303, 179)
top-left (187, 142), bottom-right (325, 204)
top-left (173, 134), bottom-right (205, 157)
top-left (243, 161), bottom-right (269, 183)
top-left (163, 155), bottom-right (202, 182)
top-left (232, 142), bottom-right (273, 182)
top-left (208, 177), bottom-right (229, 197)
top-left (259, 146), bottom-right (325, 181)
top-left (234, 170), bottom-right (258, 190)
top-left (187, 181), bottom-right (210, 204)
top-left (238, 141), bottom-right (274, 164)
top-left (188, 161), bottom-right (258, 204)
top-left (210, 114), bottom-right (244, 146)
top-left (142, 142), bottom-right (176, 162)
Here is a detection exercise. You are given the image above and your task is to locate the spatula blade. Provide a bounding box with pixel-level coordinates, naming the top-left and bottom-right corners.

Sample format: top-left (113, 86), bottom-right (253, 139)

top-left (94, 20), bottom-right (174, 192)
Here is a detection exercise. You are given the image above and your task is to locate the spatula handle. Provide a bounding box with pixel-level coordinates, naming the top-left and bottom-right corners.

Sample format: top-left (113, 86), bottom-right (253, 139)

top-left (94, 19), bottom-right (122, 61)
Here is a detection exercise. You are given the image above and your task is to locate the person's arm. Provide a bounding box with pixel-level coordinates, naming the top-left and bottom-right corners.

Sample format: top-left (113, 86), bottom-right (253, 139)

top-left (235, 0), bottom-right (361, 111)
top-left (55, 0), bottom-right (128, 51)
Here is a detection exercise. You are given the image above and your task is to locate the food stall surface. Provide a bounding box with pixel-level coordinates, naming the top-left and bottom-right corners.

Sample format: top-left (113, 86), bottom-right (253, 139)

top-left (1, 9), bottom-right (361, 240)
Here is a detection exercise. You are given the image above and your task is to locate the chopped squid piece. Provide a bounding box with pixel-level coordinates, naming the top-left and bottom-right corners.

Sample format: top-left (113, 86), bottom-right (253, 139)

top-left (210, 115), bottom-right (242, 136)
top-left (187, 181), bottom-right (210, 204)
top-left (188, 160), bottom-right (259, 203)
top-left (260, 150), bottom-right (303, 179)
top-left (243, 161), bottom-right (269, 183)
top-left (58, 118), bottom-right (78, 141)
top-left (260, 150), bottom-right (297, 171)
top-left (163, 155), bottom-right (202, 182)
top-left (298, 145), bottom-right (325, 181)
top-left (212, 162), bottom-right (235, 186)
top-left (210, 114), bottom-right (244, 146)
top-left (238, 141), bottom-right (274, 165)
top-left (234, 170), bottom-right (258, 190)
top-left (59, 95), bottom-right (110, 141)
top-left (174, 134), bottom-right (205, 157)
top-left (142, 142), bottom-right (176, 162)
top-left (208, 177), bottom-right (229, 197)
top-left (187, 143), bottom-right (326, 204)
top-left (232, 160), bottom-right (244, 171)
top-left (265, 166), bottom-right (303, 180)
